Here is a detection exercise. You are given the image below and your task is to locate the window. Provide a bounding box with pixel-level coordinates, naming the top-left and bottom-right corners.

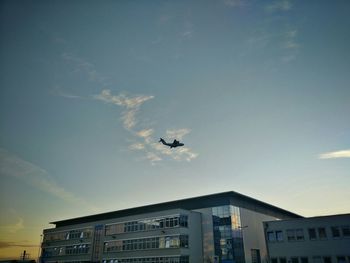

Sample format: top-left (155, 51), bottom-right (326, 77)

top-left (267, 231), bottom-right (275, 242)
top-left (331, 227), bottom-right (341, 238)
top-left (276, 231), bottom-right (283, 241)
top-left (296, 229), bottom-right (304, 241)
top-left (323, 257), bottom-right (332, 263)
top-left (313, 257), bottom-right (322, 263)
top-left (318, 227), bottom-right (327, 239)
top-left (341, 226), bottom-right (350, 237)
top-left (280, 258), bottom-right (287, 263)
top-left (271, 258), bottom-right (278, 263)
top-left (337, 257), bottom-right (346, 263)
top-left (308, 228), bottom-right (317, 240)
top-left (301, 258), bottom-right (309, 263)
top-left (287, 230), bottom-right (296, 241)
top-left (291, 257), bottom-right (299, 263)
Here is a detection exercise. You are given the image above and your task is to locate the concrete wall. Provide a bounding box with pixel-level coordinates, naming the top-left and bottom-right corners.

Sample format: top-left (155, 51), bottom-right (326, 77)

top-left (265, 214), bottom-right (350, 261)
top-left (240, 208), bottom-right (279, 263)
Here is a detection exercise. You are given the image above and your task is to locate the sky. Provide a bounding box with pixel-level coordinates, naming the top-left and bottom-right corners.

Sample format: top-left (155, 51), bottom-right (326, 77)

top-left (1, 0), bottom-right (350, 260)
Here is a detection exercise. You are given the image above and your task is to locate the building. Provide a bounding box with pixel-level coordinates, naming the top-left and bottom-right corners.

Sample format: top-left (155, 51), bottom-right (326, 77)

top-left (264, 214), bottom-right (350, 263)
top-left (41, 191), bottom-right (301, 263)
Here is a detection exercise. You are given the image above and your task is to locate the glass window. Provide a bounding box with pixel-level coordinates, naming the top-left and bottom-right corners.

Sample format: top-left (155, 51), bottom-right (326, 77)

top-left (276, 231), bottom-right (283, 241)
top-left (313, 257), bottom-right (322, 263)
top-left (267, 231), bottom-right (275, 242)
top-left (318, 227), bottom-right (327, 239)
top-left (286, 230), bottom-right (295, 241)
top-left (341, 226), bottom-right (350, 237)
top-left (331, 227), bottom-right (341, 238)
top-left (301, 258), bottom-right (308, 263)
top-left (291, 258), bottom-right (299, 263)
top-left (280, 258), bottom-right (287, 263)
top-left (308, 228), bottom-right (317, 240)
top-left (337, 257), bottom-right (346, 263)
top-left (271, 258), bottom-right (278, 263)
top-left (323, 257), bottom-right (331, 263)
top-left (296, 229), bottom-right (304, 241)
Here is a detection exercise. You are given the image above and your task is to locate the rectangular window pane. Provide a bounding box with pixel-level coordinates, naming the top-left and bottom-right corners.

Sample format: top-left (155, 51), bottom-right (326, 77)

top-left (276, 231), bottom-right (283, 241)
top-left (318, 227), bottom-right (327, 239)
top-left (337, 257), bottom-right (346, 263)
top-left (331, 227), bottom-right (340, 238)
top-left (291, 258), bottom-right (299, 263)
top-left (301, 258), bottom-right (308, 263)
top-left (308, 228), bottom-right (317, 240)
top-left (267, 231), bottom-right (275, 242)
top-left (279, 258), bottom-right (287, 263)
top-left (341, 226), bottom-right (350, 237)
top-left (286, 230), bottom-right (295, 241)
top-left (296, 229), bottom-right (304, 241)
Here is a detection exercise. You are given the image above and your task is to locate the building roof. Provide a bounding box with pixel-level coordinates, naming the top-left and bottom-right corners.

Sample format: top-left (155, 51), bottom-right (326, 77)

top-left (51, 191), bottom-right (302, 227)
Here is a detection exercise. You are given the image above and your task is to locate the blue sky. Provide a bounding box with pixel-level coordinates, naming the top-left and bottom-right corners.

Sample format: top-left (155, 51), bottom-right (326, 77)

top-left (1, 0), bottom-right (350, 259)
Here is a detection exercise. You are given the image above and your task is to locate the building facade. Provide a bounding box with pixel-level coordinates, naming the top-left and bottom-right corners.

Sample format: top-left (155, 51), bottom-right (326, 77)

top-left (264, 214), bottom-right (350, 263)
top-left (41, 191), bottom-right (301, 263)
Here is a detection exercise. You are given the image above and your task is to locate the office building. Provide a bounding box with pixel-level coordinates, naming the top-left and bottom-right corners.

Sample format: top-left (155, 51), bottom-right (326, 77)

top-left (41, 191), bottom-right (301, 263)
top-left (264, 214), bottom-right (350, 263)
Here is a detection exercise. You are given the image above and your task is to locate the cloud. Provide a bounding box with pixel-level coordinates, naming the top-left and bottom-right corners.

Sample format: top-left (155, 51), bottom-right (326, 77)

top-left (0, 241), bottom-right (38, 249)
top-left (223, 0), bottom-right (247, 8)
top-left (319, 149), bottom-right (350, 159)
top-left (129, 143), bottom-right (145, 150)
top-left (132, 127), bottom-right (198, 164)
top-left (62, 52), bottom-right (110, 85)
top-left (52, 86), bottom-right (84, 99)
top-left (93, 90), bottom-right (198, 164)
top-left (166, 129), bottom-right (191, 140)
top-left (266, 0), bottom-right (292, 12)
top-left (0, 149), bottom-right (96, 210)
top-left (137, 129), bottom-right (154, 138)
top-left (0, 218), bottom-right (24, 234)
top-left (284, 29), bottom-right (300, 49)
top-left (94, 89), bottom-right (154, 130)
top-left (146, 152), bottom-right (162, 164)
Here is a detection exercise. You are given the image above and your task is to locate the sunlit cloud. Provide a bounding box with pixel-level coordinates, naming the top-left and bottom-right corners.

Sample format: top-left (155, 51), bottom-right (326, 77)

top-left (136, 129), bottom-right (154, 138)
top-left (0, 241), bottom-right (38, 249)
top-left (94, 89), bottom-right (154, 130)
top-left (0, 218), bottom-right (24, 234)
top-left (0, 148), bottom-right (96, 210)
top-left (146, 152), bottom-right (162, 165)
top-left (94, 90), bottom-right (198, 164)
top-left (166, 128), bottom-right (191, 140)
top-left (129, 143), bottom-right (145, 151)
top-left (266, 0), bottom-right (292, 12)
top-left (319, 149), bottom-right (350, 159)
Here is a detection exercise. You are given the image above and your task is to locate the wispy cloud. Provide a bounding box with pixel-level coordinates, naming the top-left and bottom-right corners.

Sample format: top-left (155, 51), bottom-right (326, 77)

top-left (134, 128), bottom-right (198, 164)
top-left (0, 218), bottom-right (24, 234)
top-left (319, 149), bottom-right (350, 159)
top-left (93, 90), bottom-right (198, 164)
top-left (94, 89), bottom-right (154, 130)
top-left (62, 52), bottom-right (110, 86)
top-left (266, 0), bottom-right (292, 12)
top-left (166, 129), bottom-right (191, 140)
top-left (0, 149), bottom-right (96, 210)
top-left (283, 29), bottom-right (300, 49)
top-left (52, 86), bottom-right (84, 99)
top-left (223, 0), bottom-right (248, 8)
top-left (0, 241), bottom-right (38, 249)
